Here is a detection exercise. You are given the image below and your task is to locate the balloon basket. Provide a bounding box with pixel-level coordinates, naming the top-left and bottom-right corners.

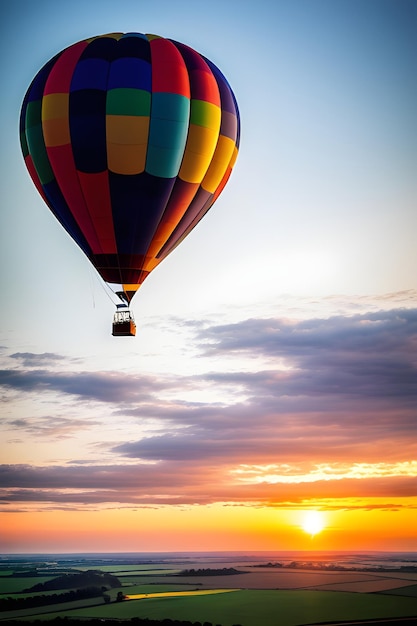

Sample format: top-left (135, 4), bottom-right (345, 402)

top-left (112, 308), bottom-right (136, 337)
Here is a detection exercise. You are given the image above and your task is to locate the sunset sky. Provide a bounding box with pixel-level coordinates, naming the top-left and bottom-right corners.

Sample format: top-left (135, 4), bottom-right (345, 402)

top-left (1, 0), bottom-right (416, 553)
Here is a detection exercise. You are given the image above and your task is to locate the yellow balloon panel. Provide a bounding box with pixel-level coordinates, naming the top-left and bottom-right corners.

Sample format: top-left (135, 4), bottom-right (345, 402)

top-left (179, 124), bottom-right (219, 183)
top-left (42, 93), bottom-right (69, 120)
top-left (201, 135), bottom-right (236, 193)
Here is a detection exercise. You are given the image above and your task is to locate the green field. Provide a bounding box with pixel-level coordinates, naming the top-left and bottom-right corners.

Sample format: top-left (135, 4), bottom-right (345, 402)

top-left (2, 589), bottom-right (417, 626)
top-left (0, 578), bottom-right (55, 595)
top-left (380, 584), bottom-right (417, 598)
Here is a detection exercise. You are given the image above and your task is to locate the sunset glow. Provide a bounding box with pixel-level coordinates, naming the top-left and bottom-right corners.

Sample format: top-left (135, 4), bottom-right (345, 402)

top-left (2, 496), bottom-right (416, 553)
top-left (301, 511), bottom-right (325, 537)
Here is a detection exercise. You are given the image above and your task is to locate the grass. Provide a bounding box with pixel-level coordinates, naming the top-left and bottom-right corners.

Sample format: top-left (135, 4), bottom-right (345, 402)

top-left (5, 588), bottom-right (417, 626)
top-left (0, 578), bottom-right (55, 595)
top-left (379, 584), bottom-right (417, 598)
top-left (0, 597), bottom-right (106, 621)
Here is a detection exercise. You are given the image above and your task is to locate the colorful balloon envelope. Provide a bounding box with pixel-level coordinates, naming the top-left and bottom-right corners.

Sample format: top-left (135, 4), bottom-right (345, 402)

top-left (20, 32), bottom-right (240, 321)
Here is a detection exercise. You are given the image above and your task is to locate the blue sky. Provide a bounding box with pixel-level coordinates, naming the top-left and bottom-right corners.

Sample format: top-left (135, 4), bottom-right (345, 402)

top-left (1, 0), bottom-right (416, 552)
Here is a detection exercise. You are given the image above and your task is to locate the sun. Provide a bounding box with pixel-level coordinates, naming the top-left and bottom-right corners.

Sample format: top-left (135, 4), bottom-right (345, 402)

top-left (301, 510), bottom-right (325, 537)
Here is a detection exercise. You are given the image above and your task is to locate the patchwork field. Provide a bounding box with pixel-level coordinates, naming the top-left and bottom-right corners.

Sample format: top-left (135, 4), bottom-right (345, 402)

top-left (135, 566), bottom-right (417, 592)
top-left (1, 553), bottom-right (416, 625)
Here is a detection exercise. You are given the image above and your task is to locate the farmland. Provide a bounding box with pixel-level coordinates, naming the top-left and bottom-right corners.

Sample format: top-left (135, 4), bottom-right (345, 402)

top-left (0, 552), bottom-right (416, 625)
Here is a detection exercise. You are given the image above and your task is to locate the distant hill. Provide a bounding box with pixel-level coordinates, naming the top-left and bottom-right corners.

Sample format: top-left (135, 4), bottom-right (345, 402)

top-left (24, 570), bottom-right (121, 592)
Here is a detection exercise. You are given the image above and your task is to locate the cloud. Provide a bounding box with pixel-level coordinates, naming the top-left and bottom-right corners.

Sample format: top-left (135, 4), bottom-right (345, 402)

top-left (199, 307), bottom-right (416, 365)
top-left (114, 432), bottom-right (228, 461)
top-left (9, 352), bottom-right (67, 367)
top-left (6, 416), bottom-right (100, 439)
top-left (2, 308), bottom-right (416, 409)
top-left (112, 403), bottom-right (417, 467)
top-left (2, 307), bottom-right (416, 510)
top-left (0, 463), bottom-right (416, 510)
top-left (0, 368), bottom-right (174, 404)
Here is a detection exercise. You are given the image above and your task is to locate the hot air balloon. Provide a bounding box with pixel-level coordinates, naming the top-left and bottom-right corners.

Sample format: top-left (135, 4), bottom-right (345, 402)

top-left (20, 32), bottom-right (240, 336)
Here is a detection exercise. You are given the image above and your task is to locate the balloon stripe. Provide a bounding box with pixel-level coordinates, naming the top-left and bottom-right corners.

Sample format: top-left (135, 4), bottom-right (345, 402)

top-left (109, 171), bottom-right (176, 256)
top-left (203, 57), bottom-right (240, 118)
top-left (108, 57), bottom-right (151, 90)
top-left (43, 41), bottom-right (106, 254)
top-left (145, 93), bottom-right (190, 178)
top-left (25, 111), bottom-right (54, 185)
top-left (179, 124), bottom-right (220, 183)
top-left (43, 41), bottom-right (88, 95)
top-left (169, 40), bottom-right (220, 106)
top-left (201, 135), bottom-right (236, 193)
top-left (70, 90), bottom-right (107, 172)
top-left (20, 52), bottom-right (94, 259)
top-left (47, 144), bottom-right (102, 252)
top-left (77, 171), bottom-right (117, 252)
top-left (156, 187), bottom-right (213, 260)
top-left (149, 38), bottom-right (190, 96)
top-left (219, 110), bottom-right (238, 141)
top-left (190, 100), bottom-right (221, 129)
top-left (43, 178), bottom-right (92, 257)
top-left (71, 58), bottom-right (110, 91)
top-left (24, 155), bottom-right (49, 205)
top-left (106, 88), bottom-right (151, 116)
top-left (145, 179), bottom-right (199, 261)
top-left (42, 93), bottom-right (70, 147)
top-left (106, 115), bottom-right (149, 174)
top-left (42, 117), bottom-right (70, 148)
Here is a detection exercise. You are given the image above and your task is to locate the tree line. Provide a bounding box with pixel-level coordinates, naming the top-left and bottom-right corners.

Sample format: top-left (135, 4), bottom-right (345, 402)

top-left (24, 570), bottom-right (120, 592)
top-left (176, 568), bottom-right (241, 577)
top-left (0, 587), bottom-right (105, 611)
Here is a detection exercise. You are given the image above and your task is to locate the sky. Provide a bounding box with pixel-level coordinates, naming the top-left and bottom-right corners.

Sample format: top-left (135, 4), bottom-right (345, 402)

top-left (0, 0), bottom-right (416, 554)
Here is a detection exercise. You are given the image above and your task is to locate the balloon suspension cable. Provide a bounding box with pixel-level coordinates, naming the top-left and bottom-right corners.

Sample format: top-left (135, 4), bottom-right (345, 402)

top-left (88, 265), bottom-right (96, 309)
top-left (93, 273), bottom-right (128, 308)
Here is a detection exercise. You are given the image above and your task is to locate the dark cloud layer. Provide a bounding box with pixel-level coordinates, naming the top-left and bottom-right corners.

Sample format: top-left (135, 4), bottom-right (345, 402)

top-left (0, 368), bottom-right (172, 403)
top-left (200, 309), bottom-right (417, 399)
top-left (7, 416), bottom-right (100, 439)
top-left (9, 353), bottom-right (67, 367)
top-left (0, 463), bottom-right (416, 509)
top-left (199, 308), bottom-right (416, 357)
